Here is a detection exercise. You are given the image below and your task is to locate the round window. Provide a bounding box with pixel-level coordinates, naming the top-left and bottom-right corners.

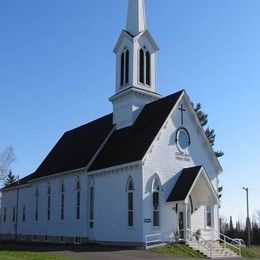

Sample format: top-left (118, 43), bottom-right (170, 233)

top-left (176, 128), bottom-right (190, 151)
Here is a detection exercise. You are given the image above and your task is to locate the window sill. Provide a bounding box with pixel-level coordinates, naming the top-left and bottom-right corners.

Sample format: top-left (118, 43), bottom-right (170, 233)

top-left (126, 226), bottom-right (135, 230)
top-left (205, 227), bottom-right (212, 230)
top-left (152, 226), bottom-right (160, 230)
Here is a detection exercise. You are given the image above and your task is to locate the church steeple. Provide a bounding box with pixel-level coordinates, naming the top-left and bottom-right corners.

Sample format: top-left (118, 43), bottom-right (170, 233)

top-left (110, 0), bottom-right (161, 129)
top-left (126, 0), bottom-right (146, 36)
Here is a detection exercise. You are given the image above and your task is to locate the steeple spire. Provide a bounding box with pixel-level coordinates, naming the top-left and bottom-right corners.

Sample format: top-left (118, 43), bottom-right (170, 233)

top-left (126, 0), bottom-right (146, 36)
top-left (111, 0), bottom-right (160, 129)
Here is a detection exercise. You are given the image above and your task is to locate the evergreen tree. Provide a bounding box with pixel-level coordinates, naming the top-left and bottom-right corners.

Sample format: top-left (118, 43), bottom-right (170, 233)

top-left (229, 216), bottom-right (235, 238)
top-left (192, 103), bottom-right (224, 158)
top-left (4, 170), bottom-right (17, 186)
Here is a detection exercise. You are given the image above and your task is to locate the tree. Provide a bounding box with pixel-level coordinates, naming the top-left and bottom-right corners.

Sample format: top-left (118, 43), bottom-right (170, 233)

top-left (192, 103), bottom-right (224, 158)
top-left (0, 146), bottom-right (15, 183)
top-left (229, 216), bottom-right (235, 238)
top-left (4, 170), bottom-right (17, 186)
top-left (219, 215), bottom-right (228, 234)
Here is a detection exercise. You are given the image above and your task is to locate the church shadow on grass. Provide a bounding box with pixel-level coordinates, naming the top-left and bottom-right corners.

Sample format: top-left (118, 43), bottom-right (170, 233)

top-left (0, 240), bottom-right (134, 253)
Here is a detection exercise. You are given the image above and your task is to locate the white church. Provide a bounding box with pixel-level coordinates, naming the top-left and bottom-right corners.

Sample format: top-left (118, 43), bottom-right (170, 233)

top-left (1, 0), bottom-right (224, 248)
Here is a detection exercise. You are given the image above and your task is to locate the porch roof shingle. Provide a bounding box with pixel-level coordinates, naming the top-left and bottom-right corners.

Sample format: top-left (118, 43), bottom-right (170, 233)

top-left (166, 166), bottom-right (202, 202)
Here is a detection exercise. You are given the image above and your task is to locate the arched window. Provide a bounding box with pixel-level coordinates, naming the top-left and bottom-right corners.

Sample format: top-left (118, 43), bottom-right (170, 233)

top-left (126, 176), bottom-right (134, 227)
top-left (47, 184), bottom-right (51, 221)
top-left (139, 49), bottom-right (144, 84)
top-left (35, 188), bottom-right (39, 222)
top-left (120, 52), bottom-right (125, 86)
top-left (145, 51), bottom-right (151, 86)
top-left (152, 177), bottom-right (160, 227)
top-left (61, 182), bottom-right (65, 221)
top-left (125, 50), bottom-right (129, 84)
top-left (89, 177), bottom-right (95, 228)
top-left (76, 179), bottom-right (80, 220)
top-left (120, 49), bottom-right (129, 87)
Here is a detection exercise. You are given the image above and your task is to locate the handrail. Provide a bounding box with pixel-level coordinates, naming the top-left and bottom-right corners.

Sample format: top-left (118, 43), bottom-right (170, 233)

top-left (182, 229), bottom-right (213, 258)
top-left (145, 233), bottom-right (162, 248)
top-left (209, 229), bottom-right (241, 256)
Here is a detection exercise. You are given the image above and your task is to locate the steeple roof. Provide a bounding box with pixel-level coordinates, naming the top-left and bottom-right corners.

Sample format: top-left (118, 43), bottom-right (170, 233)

top-left (126, 0), bottom-right (146, 36)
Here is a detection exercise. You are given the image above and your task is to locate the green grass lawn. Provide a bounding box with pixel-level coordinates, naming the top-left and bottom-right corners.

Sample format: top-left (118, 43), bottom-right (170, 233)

top-left (228, 245), bottom-right (260, 258)
top-left (150, 244), bottom-right (205, 258)
top-left (0, 250), bottom-right (71, 260)
top-left (240, 246), bottom-right (260, 258)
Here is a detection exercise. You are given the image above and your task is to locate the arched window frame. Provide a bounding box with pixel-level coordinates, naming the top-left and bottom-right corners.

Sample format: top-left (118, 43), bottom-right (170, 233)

top-left (139, 48), bottom-right (144, 84)
top-left (145, 51), bottom-right (151, 86)
top-left (76, 178), bottom-right (81, 220)
top-left (139, 47), bottom-right (151, 86)
top-left (47, 183), bottom-right (51, 221)
top-left (89, 176), bottom-right (95, 228)
top-left (120, 52), bottom-right (125, 86)
top-left (151, 175), bottom-right (161, 227)
top-left (126, 176), bottom-right (134, 227)
top-left (60, 181), bottom-right (65, 221)
top-left (35, 187), bottom-right (39, 222)
top-left (120, 48), bottom-right (130, 87)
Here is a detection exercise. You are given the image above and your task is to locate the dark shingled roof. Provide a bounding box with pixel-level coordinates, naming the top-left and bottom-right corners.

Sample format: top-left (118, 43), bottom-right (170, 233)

top-left (3, 90), bottom-right (183, 190)
top-left (167, 166), bottom-right (202, 202)
top-left (89, 90), bottom-right (183, 170)
top-left (34, 114), bottom-right (114, 179)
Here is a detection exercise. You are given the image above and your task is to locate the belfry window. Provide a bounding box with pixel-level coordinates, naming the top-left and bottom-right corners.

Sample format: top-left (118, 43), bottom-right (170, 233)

top-left (120, 52), bottom-right (125, 86)
top-left (120, 49), bottom-right (129, 87)
top-left (125, 50), bottom-right (129, 84)
top-left (139, 48), bottom-right (151, 86)
top-left (146, 51), bottom-right (151, 85)
top-left (126, 176), bottom-right (134, 227)
top-left (139, 49), bottom-right (144, 84)
top-left (152, 177), bottom-right (160, 227)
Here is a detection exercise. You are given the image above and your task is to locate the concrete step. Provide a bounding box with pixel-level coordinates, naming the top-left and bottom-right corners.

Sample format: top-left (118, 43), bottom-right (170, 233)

top-left (187, 241), bottom-right (240, 259)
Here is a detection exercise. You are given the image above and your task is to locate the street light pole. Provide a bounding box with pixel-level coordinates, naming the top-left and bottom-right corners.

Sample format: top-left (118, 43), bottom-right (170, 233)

top-left (243, 187), bottom-right (250, 247)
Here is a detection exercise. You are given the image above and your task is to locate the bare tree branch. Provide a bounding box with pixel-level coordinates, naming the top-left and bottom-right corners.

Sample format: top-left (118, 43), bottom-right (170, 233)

top-left (0, 146), bottom-right (15, 182)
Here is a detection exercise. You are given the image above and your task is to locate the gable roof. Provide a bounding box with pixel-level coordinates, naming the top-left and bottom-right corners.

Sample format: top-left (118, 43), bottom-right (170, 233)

top-left (89, 90), bottom-right (183, 171)
top-left (2, 90), bottom-right (183, 190)
top-left (166, 166), bottom-right (202, 202)
top-left (34, 114), bottom-right (114, 179)
top-left (114, 29), bottom-right (159, 54)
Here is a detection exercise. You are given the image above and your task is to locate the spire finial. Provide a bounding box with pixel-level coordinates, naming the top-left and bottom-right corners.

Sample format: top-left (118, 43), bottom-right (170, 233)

top-left (126, 0), bottom-right (146, 36)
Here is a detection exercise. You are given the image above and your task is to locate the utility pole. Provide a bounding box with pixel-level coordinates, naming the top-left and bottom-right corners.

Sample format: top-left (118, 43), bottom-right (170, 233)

top-left (243, 187), bottom-right (250, 247)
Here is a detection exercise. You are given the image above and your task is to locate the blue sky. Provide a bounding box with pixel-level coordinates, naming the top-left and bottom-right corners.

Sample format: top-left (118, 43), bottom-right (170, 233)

top-left (1, 0), bottom-right (259, 223)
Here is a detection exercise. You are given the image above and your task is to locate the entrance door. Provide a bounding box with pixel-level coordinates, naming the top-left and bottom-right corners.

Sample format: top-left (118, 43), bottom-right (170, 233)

top-left (179, 212), bottom-right (184, 239)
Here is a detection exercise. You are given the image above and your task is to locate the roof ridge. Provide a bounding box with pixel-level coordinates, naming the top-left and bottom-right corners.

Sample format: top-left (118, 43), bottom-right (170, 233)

top-left (65, 113), bottom-right (113, 134)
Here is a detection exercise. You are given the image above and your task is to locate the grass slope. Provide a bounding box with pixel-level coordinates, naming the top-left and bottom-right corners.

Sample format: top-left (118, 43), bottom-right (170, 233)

top-left (151, 244), bottom-right (205, 258)
top-left (228, 245), bottom-right (260, 258)
top-left (240, 246), bottom-right (260, 258)
top-left (0, 251), bottom-right (71, 260)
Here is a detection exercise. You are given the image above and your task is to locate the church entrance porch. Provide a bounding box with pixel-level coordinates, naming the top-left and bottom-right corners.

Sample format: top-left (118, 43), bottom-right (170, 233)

top-left (167, 166), bottom-right (220, 242)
